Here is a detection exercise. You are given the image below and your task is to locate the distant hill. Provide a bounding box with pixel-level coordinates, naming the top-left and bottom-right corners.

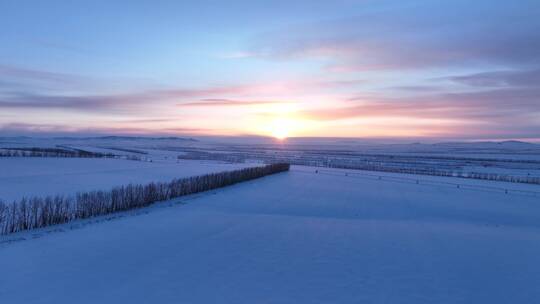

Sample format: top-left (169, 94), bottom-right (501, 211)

top-left (434, 140), bottom-right (538, 149)
top-left (53, 136), bottom-right (198, 142)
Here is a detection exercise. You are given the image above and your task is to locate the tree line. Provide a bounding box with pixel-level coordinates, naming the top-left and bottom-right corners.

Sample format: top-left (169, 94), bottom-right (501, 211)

top-left (0, 147), bottom-right (146, 161)
top-left (299, 161), bottom-right (540, 185)
top-left (0, 147), bottom-right (115, 158)
top-left (178, 150), bottom-right (540, 185)
top-left (0, 163), bottom-right (290, 235)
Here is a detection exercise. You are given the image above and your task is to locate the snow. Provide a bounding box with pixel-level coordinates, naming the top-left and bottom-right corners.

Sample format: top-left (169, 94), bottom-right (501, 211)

top-left (1, 166), bottom-right (540, 303)
top-left (0, 158), bottom-right (255, 202)
top-left (3, 137), bottom-right (540, 182)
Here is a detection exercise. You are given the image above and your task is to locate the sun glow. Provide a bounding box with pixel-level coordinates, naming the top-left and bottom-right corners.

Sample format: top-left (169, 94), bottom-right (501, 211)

top-left (270, 118), bottom-right (291, 140)
top-left (248, 102), bottom-right (317, 140)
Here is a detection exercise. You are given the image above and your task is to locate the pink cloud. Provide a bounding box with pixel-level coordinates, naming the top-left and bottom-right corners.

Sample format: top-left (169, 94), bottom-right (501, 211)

top-left (177, 99), bottom-right (287, 107)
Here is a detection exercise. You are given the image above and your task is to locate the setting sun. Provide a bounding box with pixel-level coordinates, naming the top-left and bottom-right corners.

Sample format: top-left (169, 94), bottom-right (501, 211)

top-left (270, 119), bottom-right (290, 140)
top-left (268, 117), bottom-right (309, 140)
top-left (256, 115), bottom-right (316, 140)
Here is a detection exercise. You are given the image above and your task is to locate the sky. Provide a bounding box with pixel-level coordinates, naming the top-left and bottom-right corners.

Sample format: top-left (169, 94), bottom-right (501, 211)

top-left (0, 0), bottom-right (539, 141)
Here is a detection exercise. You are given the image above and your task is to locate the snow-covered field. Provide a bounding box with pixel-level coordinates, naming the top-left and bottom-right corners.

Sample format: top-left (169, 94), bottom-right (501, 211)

top-left (0, 158), bottom-right (254, 202)
top-left (1, 166), bottom-right (539, 303)
top-left (3, 137), bottom-right (540, 182)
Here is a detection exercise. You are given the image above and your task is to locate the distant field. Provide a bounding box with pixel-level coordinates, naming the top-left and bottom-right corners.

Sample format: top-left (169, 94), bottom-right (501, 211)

top-left (0, 158), bottom-right (254, 202)
top-left (176, 146), bottom-right (540, 183)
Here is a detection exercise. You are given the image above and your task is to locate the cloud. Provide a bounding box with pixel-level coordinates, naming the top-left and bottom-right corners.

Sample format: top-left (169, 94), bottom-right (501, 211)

top-left (0, 93), bottom-right (141, 112)
top-left (0, 64), bottom-right (85, 84)
top-left (0, 122), bottom-right (215, 137)
top-left (389, 85), bottom-right (446, 92)
top-left (117, 118), bottom-right (178, 124)
top-left (0, 84), bottom-right (265, 113)
top-left (0, 61), bottom-right (372, 115)
top-left (0, 122), bottom-right (79, 135)
top-left (0, 75), bottom-right (367, 113)
top-left (444, 68), bottom-right (540, 88)
top-left (247, 1), bottom-right (540, 71)
top-left (329, 87), bottom-right (540, 120)
top-left (177, 98), bottom-right (286, 107)
top-left (0, 64), bottom-right (122, 96)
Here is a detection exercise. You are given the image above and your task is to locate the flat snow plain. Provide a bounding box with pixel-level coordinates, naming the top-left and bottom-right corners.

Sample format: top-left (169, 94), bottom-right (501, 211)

top-left (0, 158), bottom-right (253, 202)
top-left (1, 166), bottom-right (540, 303)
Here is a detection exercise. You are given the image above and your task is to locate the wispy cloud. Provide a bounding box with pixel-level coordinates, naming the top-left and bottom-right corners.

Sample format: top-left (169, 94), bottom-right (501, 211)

top-left (0, 93), bottom-right (142, 112)
top-left (0, 84), bottom-right (262, 113)
top-left (0, 64), bottom-right (85, 84)
top-left (0, 64), bottom-right (108, 94)
top-left (0, 122), bottom-right (215, 137)
top-left (0, 122), bottom-right (78, 134)
top-left (247, 1), bottom-right (540, 71)
top-left (443, 68), bottom-right (540, 88)
top-left (308, 87), bottom-right (540, 121)
top-left (0, 74), bottom-right (367, 113)
top-left (298, 86), bottom-right (540, 140)
top-left (178, 98), bottom-right (286, 107)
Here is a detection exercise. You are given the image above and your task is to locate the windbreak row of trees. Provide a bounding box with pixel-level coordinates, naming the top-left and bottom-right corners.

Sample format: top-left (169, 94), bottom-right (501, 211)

top-left (0, 147), bottom-right (115, 158)
top-left (317, 163), bottom-right (540, 185)
top-left (0, 163), bottom-right (290, 235)
top-left (281, 158), bottom-right (540, 185)
top-left (178, 151), bottom-right (247, 163)
top-left (0, 147), bottom-right (145, 161)
top-left (100, 147), bottom-right (149, 155)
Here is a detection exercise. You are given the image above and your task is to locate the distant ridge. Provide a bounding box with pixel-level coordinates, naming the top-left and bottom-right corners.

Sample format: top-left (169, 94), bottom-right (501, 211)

top-left (53, 136), bottom-right (198, 142)
top-left (434, 140), bottom-right (537, 147)
top-left (0, 136), bottom-right (32, 140)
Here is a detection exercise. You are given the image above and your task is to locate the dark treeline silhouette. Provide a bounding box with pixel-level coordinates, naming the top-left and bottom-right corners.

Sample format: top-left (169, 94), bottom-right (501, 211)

top-left (0, 163), bottom-right (290, 235)
top-left (279, 159), bottom-right (540, 185)
top-left (100, 147), bottom-right (149, 155)
top-left (0, 147), bottom-right (115, 158)
top-left (306, 162), bottom-right (540, 185)
top-left (178, 151), bottom-right (246, 163)
top-left (0, 147), bottom-right (146, 161)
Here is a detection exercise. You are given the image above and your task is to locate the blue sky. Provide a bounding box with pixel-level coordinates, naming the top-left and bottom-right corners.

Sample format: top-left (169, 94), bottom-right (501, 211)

top-left (1, 0), bottom-right (539, 140)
